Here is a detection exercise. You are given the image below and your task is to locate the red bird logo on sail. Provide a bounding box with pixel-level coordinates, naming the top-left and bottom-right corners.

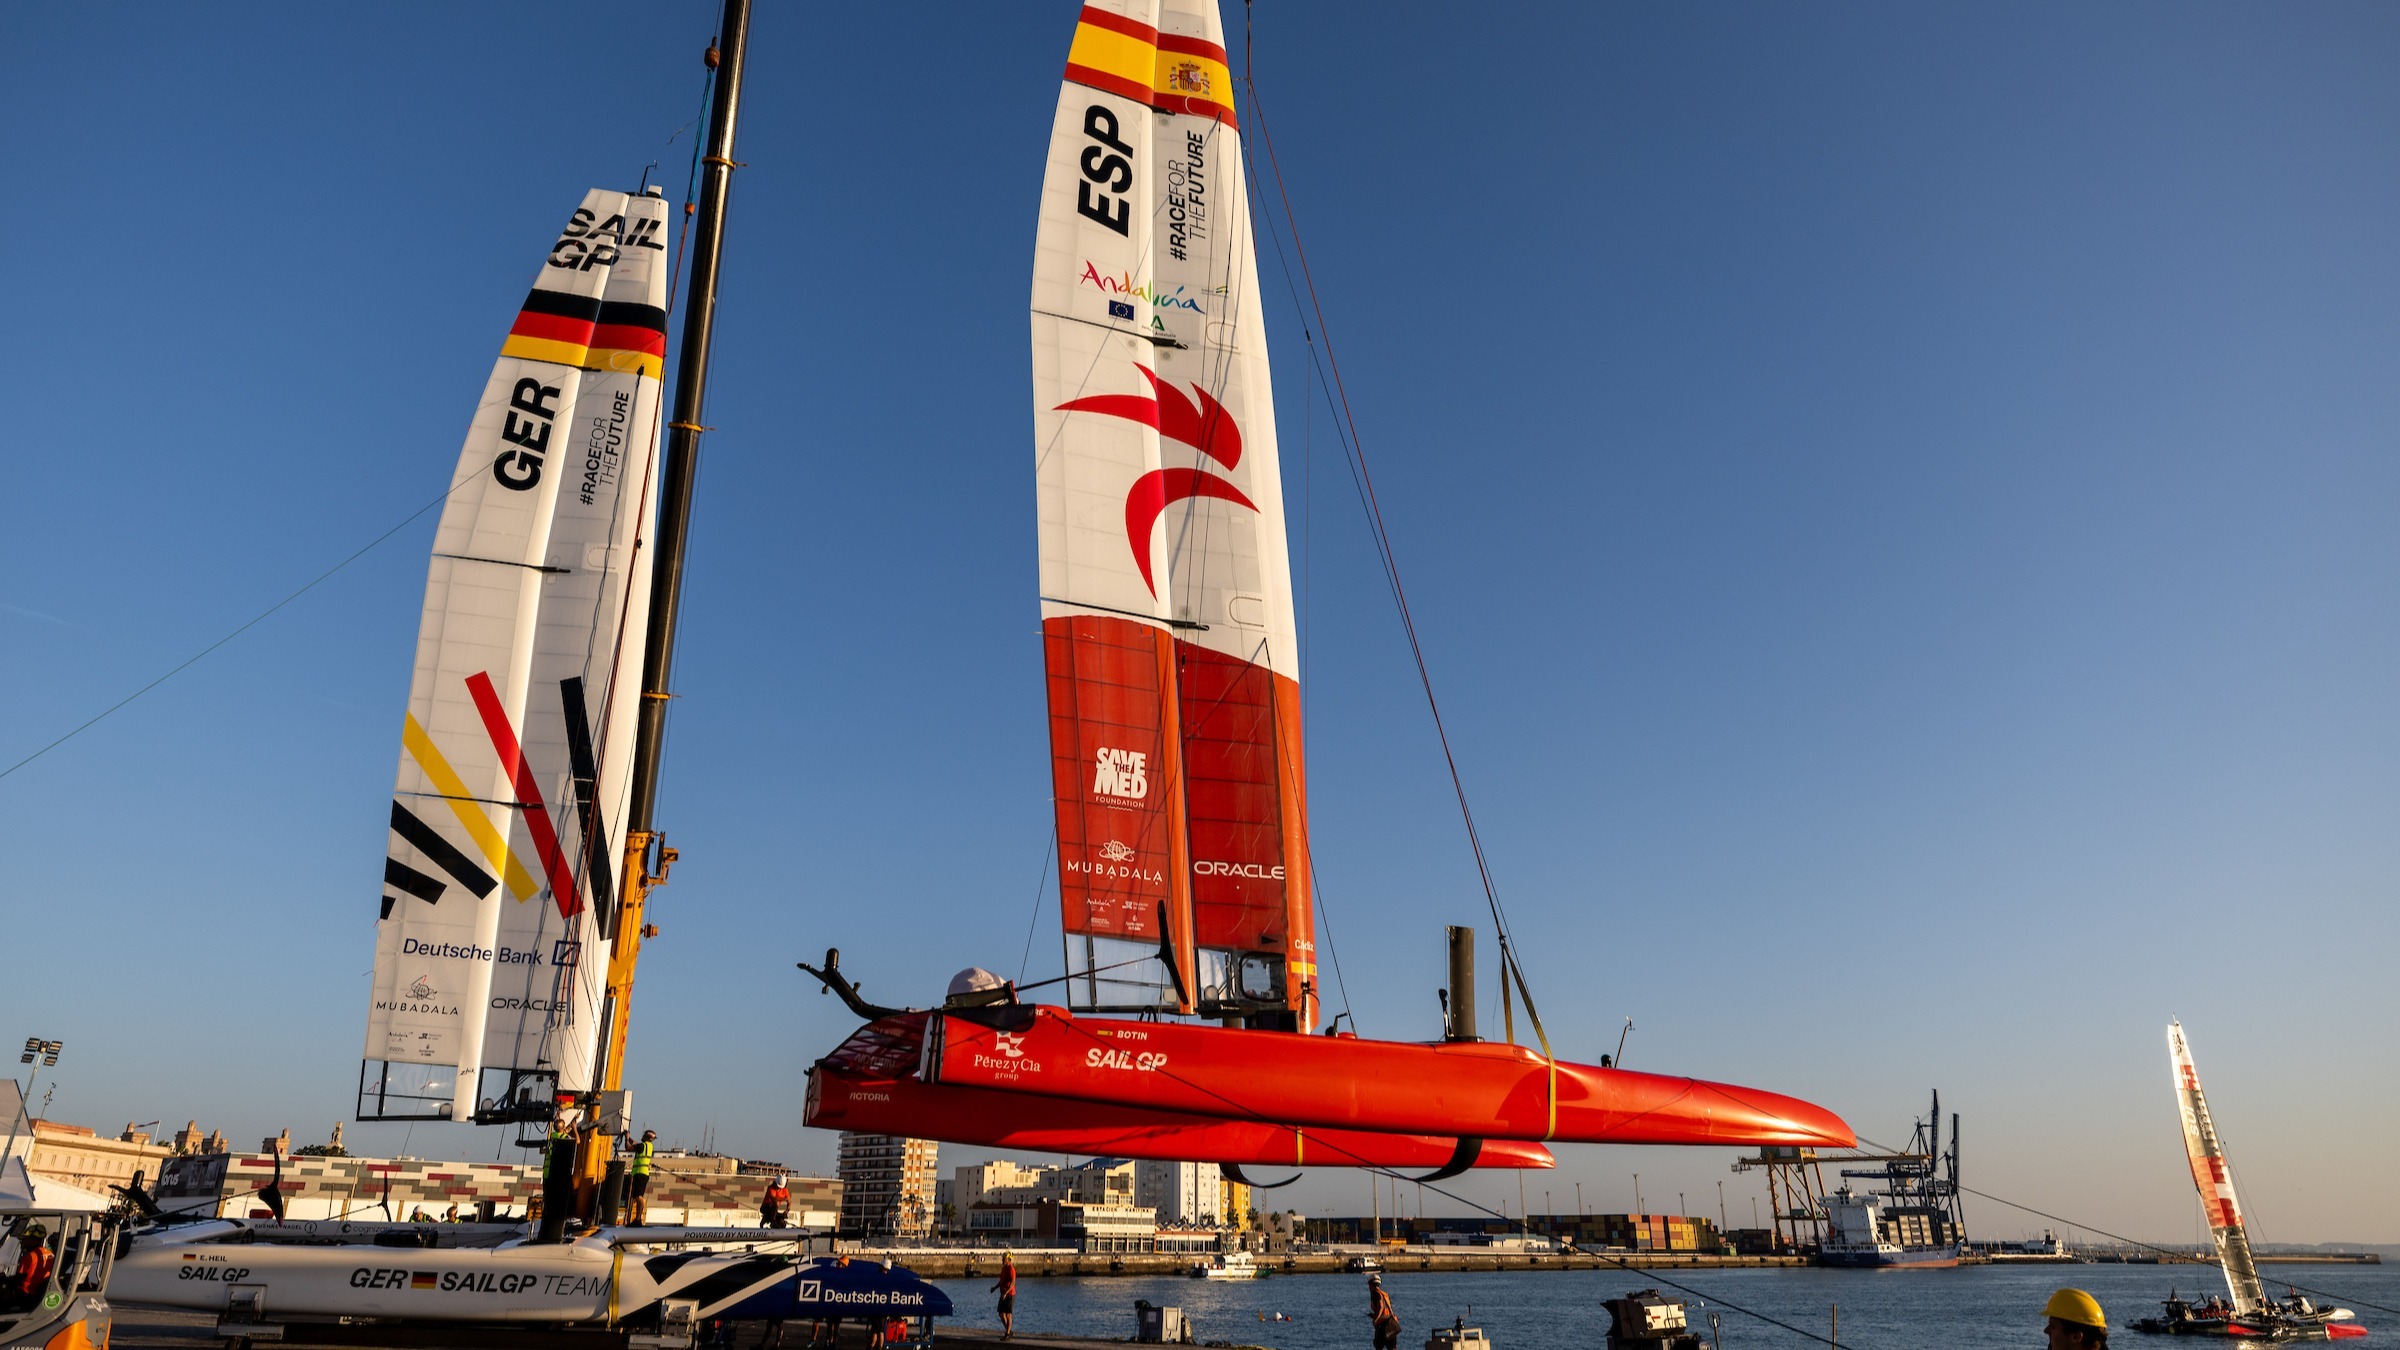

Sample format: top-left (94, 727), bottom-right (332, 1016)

top-left (1056, 366), bottom-right (1253, 596)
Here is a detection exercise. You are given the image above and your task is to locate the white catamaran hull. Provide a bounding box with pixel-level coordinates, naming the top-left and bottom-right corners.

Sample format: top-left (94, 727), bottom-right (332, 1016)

top-left (111, 1240), bottom-right (793, 1323)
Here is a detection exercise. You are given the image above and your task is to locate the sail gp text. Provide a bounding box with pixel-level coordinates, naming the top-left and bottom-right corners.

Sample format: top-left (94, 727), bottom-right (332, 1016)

top-left (347, 1268), bottom-right (606, 1296)
top-left (1086, 1048), bottom-right (1168, 1071)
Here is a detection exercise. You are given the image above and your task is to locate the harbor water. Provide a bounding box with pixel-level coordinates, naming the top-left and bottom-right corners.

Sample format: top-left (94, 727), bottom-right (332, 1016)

top-left (928, 1262), bottom-right (2397, 1350)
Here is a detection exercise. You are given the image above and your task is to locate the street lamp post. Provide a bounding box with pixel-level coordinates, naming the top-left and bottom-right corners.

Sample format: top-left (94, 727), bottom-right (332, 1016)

top-left (1633, 1173), bottom-right (1642, 1214)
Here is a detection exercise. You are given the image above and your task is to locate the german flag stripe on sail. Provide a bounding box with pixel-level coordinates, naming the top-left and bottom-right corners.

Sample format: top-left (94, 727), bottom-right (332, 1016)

top-left (500, 288), bottom-right (668, 379)
top-left (1064, 6), bottom-right (1238, 129)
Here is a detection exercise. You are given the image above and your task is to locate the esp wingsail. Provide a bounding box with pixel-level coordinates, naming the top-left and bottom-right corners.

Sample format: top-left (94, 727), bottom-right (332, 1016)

top-left (1034, 0), bottom-right (1311, 1029)
top-left (363, 189), bottom-right (670, 1123)
top-left (2169, 1020), bottom-right (2267, 1315)
top-left (801, 0), bottom-right (1855, 1168)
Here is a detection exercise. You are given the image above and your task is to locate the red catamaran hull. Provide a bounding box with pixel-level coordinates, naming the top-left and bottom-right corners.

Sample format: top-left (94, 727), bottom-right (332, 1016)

top-left (822, 1006), bottom-right (1853, 1150)
top-left (806, 1065), bottom-right (1554, 1170)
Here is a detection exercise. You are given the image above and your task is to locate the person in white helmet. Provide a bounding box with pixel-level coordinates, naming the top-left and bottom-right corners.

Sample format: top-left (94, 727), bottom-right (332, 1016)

top-left (1367, 1273), bottom-right (1400, 1350)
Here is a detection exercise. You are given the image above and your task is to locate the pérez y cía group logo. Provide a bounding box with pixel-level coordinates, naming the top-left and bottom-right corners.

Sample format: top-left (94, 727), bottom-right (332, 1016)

top-left (972, 1030), bottom-right (1040, 1076)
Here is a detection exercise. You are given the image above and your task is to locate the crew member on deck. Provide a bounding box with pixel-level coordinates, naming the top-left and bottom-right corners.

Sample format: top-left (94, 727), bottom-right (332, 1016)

top-left (762, 1174), bottom-right (792, 1228)
top-left (539, 1107), bottom-right (590, 1243)
top-left (628, 1129), bottom-right (657, 1226)
top-left (2045, 1288), bottom-right (2108, 1350)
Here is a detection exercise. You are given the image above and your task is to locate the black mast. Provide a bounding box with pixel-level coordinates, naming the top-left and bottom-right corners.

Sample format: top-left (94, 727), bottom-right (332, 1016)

top-left (627, 0), bottom-right (751, 835)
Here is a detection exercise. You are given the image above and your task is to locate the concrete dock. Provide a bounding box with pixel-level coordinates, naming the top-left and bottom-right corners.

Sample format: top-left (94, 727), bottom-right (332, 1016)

top-left (844, 1250), bottom-right (1807, 1278)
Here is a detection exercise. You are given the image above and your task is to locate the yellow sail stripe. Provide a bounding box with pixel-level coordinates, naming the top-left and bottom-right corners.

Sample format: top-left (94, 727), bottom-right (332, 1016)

top-left (499, 334), bottom-right (663, 381)
top-left (590, 348), bottom-right (664, 380)
top-left (500, 334), bottom-right (590, 367)
top-left (401, 711), bottom-right (540, 900)
top-left (1067, 22), bottom-right (1155, 91)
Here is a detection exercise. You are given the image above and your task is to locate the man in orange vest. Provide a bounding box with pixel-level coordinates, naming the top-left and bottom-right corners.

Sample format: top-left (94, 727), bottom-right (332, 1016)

top-left (12, 1223), bottom-right (55, 1308)
top-left (762, 1175), bottom-right (792, 1228)
top-left (1367, 1273), bottom-right (1400, 1350)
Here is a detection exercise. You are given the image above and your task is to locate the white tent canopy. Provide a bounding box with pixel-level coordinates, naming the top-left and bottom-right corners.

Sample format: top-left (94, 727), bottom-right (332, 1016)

top-left (0, 1156), bottom-right (113, 1214)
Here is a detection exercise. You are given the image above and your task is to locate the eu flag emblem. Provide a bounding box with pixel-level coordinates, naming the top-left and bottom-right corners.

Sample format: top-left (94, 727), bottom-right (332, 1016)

top-left (1107, 300), bottom-right (1135, 321)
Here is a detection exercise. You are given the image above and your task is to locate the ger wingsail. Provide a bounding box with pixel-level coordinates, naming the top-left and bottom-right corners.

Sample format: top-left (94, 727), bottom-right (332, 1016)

top-left (363, 189), bottom-right (669, 1124)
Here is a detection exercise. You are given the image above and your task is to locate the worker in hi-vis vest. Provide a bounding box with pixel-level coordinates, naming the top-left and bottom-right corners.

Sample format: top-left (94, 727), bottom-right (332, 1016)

top-left (627, 1129), bottom-right (657, 1226)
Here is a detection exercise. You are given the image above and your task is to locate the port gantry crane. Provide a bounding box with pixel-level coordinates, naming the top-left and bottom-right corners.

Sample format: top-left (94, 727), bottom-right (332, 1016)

top-left (1732, 1089), bottom-right (1962, 1254)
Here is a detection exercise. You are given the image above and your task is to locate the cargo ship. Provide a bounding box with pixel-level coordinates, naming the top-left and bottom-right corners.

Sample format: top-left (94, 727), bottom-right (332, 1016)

top-left (1814, 1092), bottom-right (1966, 1268)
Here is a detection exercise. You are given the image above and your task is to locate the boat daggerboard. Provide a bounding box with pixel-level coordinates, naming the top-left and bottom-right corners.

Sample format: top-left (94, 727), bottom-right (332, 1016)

top-left (363, 190), bottom-right (670, 1122)
top-left (1033, 0), bottom-right (1314, 1029)
top-left (2169, 1021), bottom-right (2266, 1314)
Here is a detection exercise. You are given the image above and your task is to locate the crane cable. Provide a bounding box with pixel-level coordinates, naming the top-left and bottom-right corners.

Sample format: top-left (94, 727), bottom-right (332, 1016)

top-left (1241, 6), bottom-right (1556, 1122)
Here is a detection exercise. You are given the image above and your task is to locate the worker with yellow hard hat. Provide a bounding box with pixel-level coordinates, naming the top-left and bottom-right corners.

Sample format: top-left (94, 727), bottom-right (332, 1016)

top-left (2045, 1288), bottom-right (2107, 1349)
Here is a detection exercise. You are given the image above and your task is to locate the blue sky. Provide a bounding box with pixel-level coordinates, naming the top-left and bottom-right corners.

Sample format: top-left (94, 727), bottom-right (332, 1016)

top-left (4, 2), bottom-right (2395, 1242)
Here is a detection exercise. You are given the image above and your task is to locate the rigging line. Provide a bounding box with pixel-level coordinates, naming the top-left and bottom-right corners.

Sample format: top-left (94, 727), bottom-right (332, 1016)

top-left (1297, 832), bottom-right (1355, 1032)
top-left (1016, 830), bottom-right (1056, 985)
top-left (1243, 67), bottom-right (1517, 957)
top-left (1, 476), bottom-right (466, 784)
top-left (664, 53), bottom-right (716, 317)
top-left (1301, 330), bottom-right (1311, 691)
top-left (1961, 1195), bottom-right (2391, 1315)
top-left (1846, 1131), bottom-right (2400, 1317)
top-left (1362, 1166), bottom-right (1849, 1350)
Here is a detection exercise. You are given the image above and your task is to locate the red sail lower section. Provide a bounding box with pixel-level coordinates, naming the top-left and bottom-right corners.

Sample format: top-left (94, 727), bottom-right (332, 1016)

top-left (1044, 614), bottom-right (1194, 1003)
top-left (1177, 644), bottom-right (1294, 956)
top-left (918, 1006), bottom-right (1853, 1148)
top-left (806, 1065), bottom-right (1553, 1170)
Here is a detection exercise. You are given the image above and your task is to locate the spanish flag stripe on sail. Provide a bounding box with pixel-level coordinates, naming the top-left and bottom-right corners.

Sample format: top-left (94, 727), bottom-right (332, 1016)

top-left (1063, 5), bottom-right (1239, 131)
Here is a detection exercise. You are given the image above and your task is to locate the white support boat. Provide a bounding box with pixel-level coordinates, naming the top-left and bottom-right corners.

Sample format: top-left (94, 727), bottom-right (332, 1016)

top-left (1188, 1251), bottom-right (1258, 1280)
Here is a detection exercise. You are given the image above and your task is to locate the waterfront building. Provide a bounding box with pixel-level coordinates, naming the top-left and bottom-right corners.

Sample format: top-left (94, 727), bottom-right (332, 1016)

top-left (963, 1197), bottom-right (1158, 1252)
top-left (1303, 1212), bottom-right (1723, 1253)
top-left (167, 1121), bottom-right (228, 1156)
top-left (1133, 1159), bottom-right (1222, 1226)
top-left (1223, 1176), bottom-right (1250, 1231)
top-left (155, 1147), bottom-right (836, 1226)
top-left (26, 1120), bottom-right (173, 1196)
top-left (948, 1159), bottom-right (1044, 1217)
top-left (835, 1132), bottom-right (938, 1240)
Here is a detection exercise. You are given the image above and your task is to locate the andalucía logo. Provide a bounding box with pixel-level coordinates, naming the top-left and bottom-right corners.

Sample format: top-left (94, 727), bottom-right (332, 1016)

top-left (1055, 365), bottom-right (1254, 595)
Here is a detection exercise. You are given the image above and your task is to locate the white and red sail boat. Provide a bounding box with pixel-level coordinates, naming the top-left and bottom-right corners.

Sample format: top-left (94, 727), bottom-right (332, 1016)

top-left (800, 0), bottom-right (1854, 1175)
top-left (2130, 1023), bottom-right (2362, 1340)
top-left (362, 188), bottom-right (671, 1127)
